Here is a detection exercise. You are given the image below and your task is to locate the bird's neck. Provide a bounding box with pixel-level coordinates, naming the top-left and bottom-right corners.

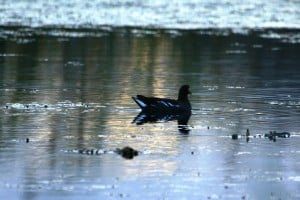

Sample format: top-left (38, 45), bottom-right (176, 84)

top-left (178, 94), bottom-right (188, 102)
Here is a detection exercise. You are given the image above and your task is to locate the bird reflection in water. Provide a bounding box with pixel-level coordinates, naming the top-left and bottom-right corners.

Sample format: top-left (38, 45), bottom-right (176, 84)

top-left (132, 111), bottom-right (191, 134)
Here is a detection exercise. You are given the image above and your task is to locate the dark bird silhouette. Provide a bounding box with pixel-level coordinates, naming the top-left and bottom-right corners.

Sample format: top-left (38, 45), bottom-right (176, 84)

top-left (132, 85), bottom-right (191, 114)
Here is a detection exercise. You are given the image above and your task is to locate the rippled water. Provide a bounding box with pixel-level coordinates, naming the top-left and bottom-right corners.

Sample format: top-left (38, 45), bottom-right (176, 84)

top-left (1, 27), bottom-right (300, 199)
top-left (1, 0), bottom-right (300, 30)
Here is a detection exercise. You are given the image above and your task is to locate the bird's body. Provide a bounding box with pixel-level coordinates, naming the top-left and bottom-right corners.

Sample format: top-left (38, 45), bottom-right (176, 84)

top-left (132, 85), bottom-right (191, 114)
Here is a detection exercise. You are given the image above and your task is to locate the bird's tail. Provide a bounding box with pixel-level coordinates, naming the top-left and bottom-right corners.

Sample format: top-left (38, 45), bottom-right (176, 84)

top-left (132, 96), bottom-right (147, 109)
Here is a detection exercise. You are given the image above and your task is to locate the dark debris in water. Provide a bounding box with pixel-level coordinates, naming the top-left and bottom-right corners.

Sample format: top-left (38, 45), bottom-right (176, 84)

top-left (264, 131), bottom-right (291, 139)
top-left (231, 129), bottom-right (291, 142)
top-left (231, 134), bottom-right (238, 140)
top-left (115, 146), bottom-right (139, 159)
top-left (78, 148), bottom-right (105, 155)
top-left (78, 146), bottom-right (139, 160)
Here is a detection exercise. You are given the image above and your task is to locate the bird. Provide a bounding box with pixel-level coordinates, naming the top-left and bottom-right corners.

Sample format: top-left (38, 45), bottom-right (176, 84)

top-left (132, 85), bottom-right (191, 114)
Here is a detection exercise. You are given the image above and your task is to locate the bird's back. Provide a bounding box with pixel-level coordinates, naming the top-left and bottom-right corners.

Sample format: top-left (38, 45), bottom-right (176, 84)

top-left (132, 95), bottom-right (190, 114)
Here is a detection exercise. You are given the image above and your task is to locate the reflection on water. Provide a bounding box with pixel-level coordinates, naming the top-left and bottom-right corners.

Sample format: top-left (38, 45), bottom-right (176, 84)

top-left (0, 27), bottom-right (300, 199)
top-left (133, 111), bottom-right (191, 134)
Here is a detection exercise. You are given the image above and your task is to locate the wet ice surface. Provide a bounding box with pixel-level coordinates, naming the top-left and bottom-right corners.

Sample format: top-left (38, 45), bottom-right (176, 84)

top-left (1, 27), bottom-right (300, 199)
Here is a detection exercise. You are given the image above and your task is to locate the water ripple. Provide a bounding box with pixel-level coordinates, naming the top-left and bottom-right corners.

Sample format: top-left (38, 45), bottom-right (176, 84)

top-left (0, 0), bottom-right (300, 30)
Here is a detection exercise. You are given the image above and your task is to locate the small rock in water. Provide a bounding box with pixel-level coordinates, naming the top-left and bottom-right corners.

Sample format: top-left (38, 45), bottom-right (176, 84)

top-left (116, 146), bottom-right (138, 159)
top-left (26, 138), bottom-right (29, 143)
top-left (231, 134), bottom-right (238, 140)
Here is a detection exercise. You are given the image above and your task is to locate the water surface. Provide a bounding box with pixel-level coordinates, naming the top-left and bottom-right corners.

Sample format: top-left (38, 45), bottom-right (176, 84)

top-left (1, 27), bottom-right (300, 199)
top-left (1, 0), bottom-right (300, 30)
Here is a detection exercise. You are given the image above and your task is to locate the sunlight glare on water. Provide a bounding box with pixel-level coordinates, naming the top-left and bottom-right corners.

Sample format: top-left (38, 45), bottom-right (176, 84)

top-left (0, 0), bottom-right (300, 30)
